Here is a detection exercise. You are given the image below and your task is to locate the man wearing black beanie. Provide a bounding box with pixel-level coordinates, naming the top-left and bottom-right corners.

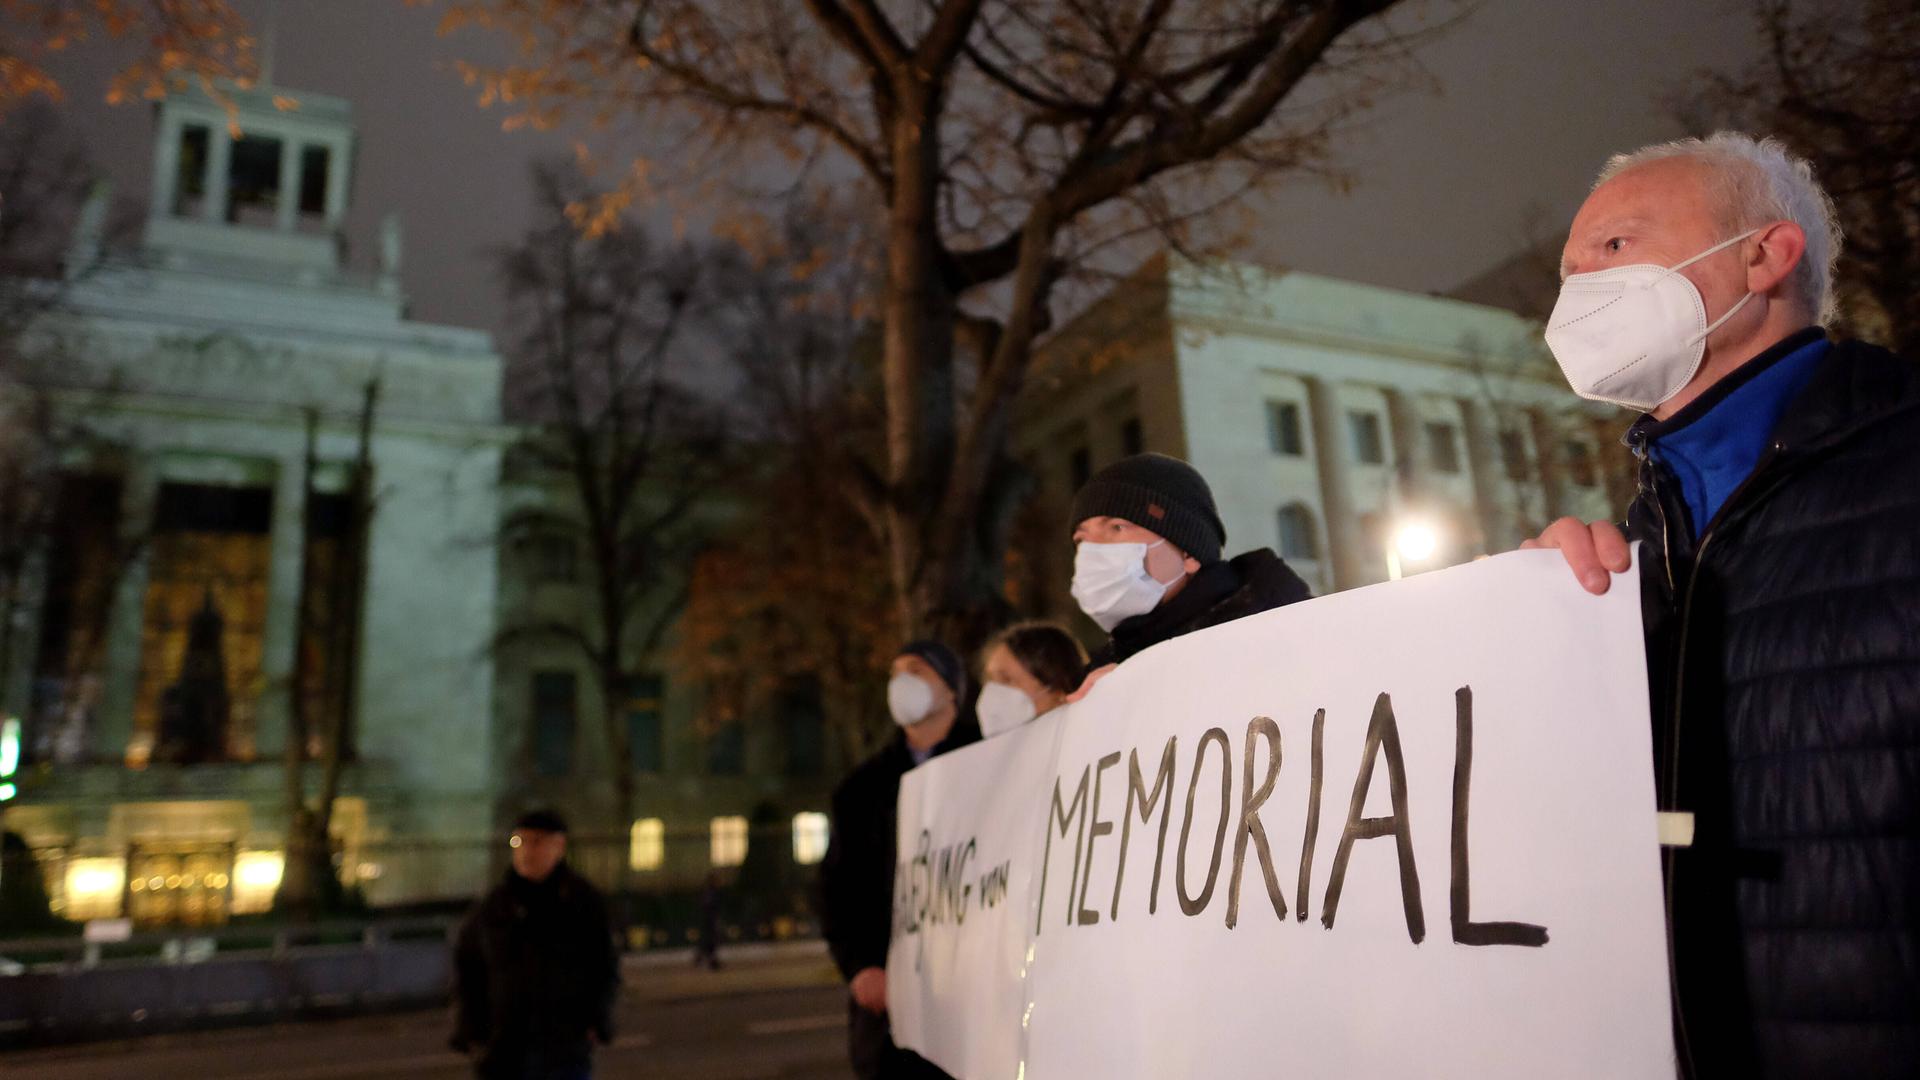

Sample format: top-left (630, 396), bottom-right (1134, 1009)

top-left (820, 640), bottom-right (976, 1079)
top-left (1069, 452), bottom-right (1312, 694)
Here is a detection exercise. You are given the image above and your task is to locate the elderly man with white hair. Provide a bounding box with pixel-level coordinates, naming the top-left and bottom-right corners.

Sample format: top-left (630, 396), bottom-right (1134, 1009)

top-left (1526, 133), bottom-right (1919, 1076)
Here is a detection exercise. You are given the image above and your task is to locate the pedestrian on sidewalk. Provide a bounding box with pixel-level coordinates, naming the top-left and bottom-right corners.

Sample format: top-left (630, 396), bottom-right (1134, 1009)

top-left (693, 870), bottom-right (724, 971)
top-left (451, 809), bottom-right (619, 1080)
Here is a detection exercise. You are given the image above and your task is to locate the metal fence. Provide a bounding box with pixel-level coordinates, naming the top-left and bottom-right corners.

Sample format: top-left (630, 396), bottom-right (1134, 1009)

top-left (3, 824), bottom-right (828, 949)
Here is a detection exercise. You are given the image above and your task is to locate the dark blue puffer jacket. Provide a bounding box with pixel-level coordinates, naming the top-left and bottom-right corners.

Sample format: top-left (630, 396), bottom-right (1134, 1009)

top-left (1625, 333), bottom-right (1920, 1078)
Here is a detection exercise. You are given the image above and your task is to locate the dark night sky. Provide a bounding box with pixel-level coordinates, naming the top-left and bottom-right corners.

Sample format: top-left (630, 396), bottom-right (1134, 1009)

top-left (37, 0), bottom-right (1757, 344)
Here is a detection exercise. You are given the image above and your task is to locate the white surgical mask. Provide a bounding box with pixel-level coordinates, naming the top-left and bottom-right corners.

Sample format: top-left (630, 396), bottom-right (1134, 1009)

top-left (887, 673), bottom-right (936, 727)
top-left (1071, 540), bottom-right (1170, 632)
top-left (976, 681), bottom-right (1039, 738)
top-left (1544, 229), bottom-right (1760, 411)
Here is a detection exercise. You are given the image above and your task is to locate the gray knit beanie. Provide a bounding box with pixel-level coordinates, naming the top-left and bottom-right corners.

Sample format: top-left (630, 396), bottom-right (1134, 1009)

top-left (1070, 453), bottom-right (1225, 564)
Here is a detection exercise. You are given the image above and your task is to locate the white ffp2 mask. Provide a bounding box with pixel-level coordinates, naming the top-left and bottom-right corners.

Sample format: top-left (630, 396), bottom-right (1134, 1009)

top-left (976, 681), bottom-right (1039, 738)
top-left (887, 673), bottom-right (936, 727)
top-left (1071, 540), bottom-right (1171, 632)
top-left (1544, 229), bottom-right (1760, 411)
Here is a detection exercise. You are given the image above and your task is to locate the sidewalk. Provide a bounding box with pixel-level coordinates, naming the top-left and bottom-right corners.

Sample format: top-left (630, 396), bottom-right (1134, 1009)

top-left (623, 939), bottom-right (841, 1003)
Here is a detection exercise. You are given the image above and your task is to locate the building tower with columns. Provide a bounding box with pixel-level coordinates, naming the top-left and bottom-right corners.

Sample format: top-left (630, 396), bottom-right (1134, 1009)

top-left (1, 80), bottom-right (510, 922)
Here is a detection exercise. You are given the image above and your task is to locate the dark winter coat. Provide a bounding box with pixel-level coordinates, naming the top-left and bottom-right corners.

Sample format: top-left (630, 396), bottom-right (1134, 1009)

top-left (820, 722), bottom-right (977, 1079)
top-left (1086, 547), bottom-right (1313, 671)
top-left (1624, 333), bottom-right (1920, 1078)
top-left (451, 864), bottom-right (620, 1078)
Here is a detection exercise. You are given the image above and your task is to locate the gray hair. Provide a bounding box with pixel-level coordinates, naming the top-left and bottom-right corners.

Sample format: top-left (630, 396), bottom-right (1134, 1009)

top-left (1595, 132), bottom-right (1844, 324)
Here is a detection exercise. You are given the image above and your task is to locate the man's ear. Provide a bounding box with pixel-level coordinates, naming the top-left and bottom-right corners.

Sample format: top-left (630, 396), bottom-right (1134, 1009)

top-left (1183, 554), bottom-right (1203, 576)
top-left (1748, 220), bottom-right (1807, 298)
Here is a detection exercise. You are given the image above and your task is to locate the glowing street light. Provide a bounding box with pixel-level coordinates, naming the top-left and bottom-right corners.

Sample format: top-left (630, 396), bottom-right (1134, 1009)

top-left (1385, 519), bottom-right (1443, 581)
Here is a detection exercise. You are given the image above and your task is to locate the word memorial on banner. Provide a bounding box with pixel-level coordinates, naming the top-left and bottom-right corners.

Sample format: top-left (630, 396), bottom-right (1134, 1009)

top-left (886, 551), bottom-right (1677, 1080)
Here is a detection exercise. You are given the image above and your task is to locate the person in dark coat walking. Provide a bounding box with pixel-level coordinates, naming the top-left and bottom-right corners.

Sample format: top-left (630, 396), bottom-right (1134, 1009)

top-left (1527, 132), bottom-right (1918, 1078)
top-left (1067, 452), bottom-right (1312, 696)
top-left (451, 809), bottom-right (619, 1080)
top-left (820, 641), bottom-right (977, 1080)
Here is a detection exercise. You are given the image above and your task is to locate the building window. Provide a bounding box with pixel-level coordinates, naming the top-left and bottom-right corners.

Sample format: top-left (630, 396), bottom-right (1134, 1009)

top-left (230, 850), bottom-right (284, 915)
top-left (792, 812), bottom-right (831, 865)
top-left (1266, 400), bottom-right (1304, 456)
top-left (524, 532), bottom-right (577, 585)
top-left (1119, 417), bottom-right (1144, 457)
top-left (532, 671), bottom-right (577, 777)
top-left (295, 491), bottom-right (362, 761)
top-left (1276, 504), bottom-right (1320, 561)
top-left (136, 482), bottom-right (274, 766)
top-left (629, 818), bottom-right (665, 872)
top-left (1499, 430), bottom-right (1531, 482)
top-left (62, 856), bottom-right (127, 922)
top-left (1564, 440), bottom-right (1599, 488)
top-left (783, 681), bottom-right (825, 777)
top-left (707, 721), bottom-right (744, 776)
top-left (1348, 411), bottom-right (1386, 465)
top-left (1425, 422), bottom-right (1461, 474)
top-left (626, 675), bottom-right (664, 773)
top-left (298, 145), bottom-right (330, 223)
top-left (174, 124), bottom-right (210, 216)
top-left (226, 134), bottom-right (284, 227)
top-left (30, 472), bottom-right (124, 765)
top-left (710, 816), bottom-right (749, 868)
top-left (1068, 446), bottom-right (1092, 492)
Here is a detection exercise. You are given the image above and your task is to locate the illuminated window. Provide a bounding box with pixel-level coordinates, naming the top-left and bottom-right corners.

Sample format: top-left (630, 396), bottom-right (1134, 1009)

top-left (135, 482), bottom-right (273, 765)
top-left (231, 850), bottom-right (284, 915)
top-left (629, 818), bottom-right (665, 872)
top-left (63, 857), bottom-right (126, 921)
top-left (710, 816), bottom-right (748, 868)
top-left (792, 812), bottom-right (830, 865)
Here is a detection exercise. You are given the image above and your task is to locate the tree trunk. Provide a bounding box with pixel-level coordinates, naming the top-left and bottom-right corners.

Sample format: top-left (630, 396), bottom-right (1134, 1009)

top-left (879, 83), bottom-right (959, 641)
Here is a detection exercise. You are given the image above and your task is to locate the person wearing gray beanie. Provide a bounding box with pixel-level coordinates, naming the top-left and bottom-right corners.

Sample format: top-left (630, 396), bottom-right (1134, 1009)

top-left (1068, 452), bottom-right (1312, 693)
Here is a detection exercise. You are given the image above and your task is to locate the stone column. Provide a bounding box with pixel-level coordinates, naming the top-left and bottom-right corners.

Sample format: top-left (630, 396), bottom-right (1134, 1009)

top-left (1457, 397), bottom-right (1507, 554)
top-left (1304, 376), bottom-right (1365, 591)
top-left (1383, 388), bottom-right (1428, 501)
top-left (275, 139), bottom-right (302, 231)
top-left (203, 127), bottom-right (233, 225)
top-left (94, 465), bottom-right (159, 765)
top-left (148, 113), bottom-right (182, 221)
top-left (1528, 408), bottom-right (1569, 523)
top-left (324, 137), bottom-right (351, 229)
top-left (254, 457), bottom-right (305, 760)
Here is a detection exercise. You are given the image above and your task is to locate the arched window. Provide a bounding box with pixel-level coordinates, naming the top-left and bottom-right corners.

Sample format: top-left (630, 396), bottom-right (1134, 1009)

top-left (1277, 504), bottom-right (1320, 561)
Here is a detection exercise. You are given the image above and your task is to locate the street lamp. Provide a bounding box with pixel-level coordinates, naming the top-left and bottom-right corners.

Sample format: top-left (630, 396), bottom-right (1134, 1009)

top-left (1385, 519), bottom-right (1442, 581)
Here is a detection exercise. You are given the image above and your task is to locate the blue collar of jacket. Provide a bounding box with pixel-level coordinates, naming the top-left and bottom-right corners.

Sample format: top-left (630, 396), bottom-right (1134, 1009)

top-left (1627, 327), bottom-right (1830, 535)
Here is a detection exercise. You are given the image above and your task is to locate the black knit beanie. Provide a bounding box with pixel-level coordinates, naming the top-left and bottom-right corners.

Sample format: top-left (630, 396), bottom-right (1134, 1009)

top-left (512, 808), bottom-right (569, 834)
top-left (1070, 452), bottom-right (1225, 564)
top-left (898, 639), bottom-right (967, 701)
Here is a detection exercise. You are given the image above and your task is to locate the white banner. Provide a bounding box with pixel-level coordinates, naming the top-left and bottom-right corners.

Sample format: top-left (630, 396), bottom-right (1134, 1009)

top-left (888, 550), bottom-right (1674, 1079)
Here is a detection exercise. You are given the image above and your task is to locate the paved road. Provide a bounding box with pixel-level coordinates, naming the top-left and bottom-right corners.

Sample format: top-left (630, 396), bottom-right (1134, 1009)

top-left (5, 946), bottom-right (855, 1080)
